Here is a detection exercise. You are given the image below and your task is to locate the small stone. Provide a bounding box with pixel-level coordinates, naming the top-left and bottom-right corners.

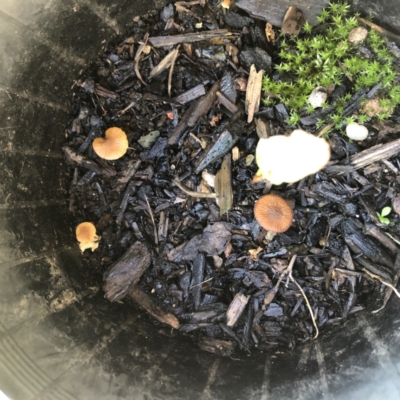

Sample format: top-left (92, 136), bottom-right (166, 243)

top-left (348, 26), bottom-right (368, 45)
top-left (138, 130), bottom-right (160, 148)
top-left (308, 86), bottom-right (327, 108)
top-left (346, 123), bottom-right (368, 141)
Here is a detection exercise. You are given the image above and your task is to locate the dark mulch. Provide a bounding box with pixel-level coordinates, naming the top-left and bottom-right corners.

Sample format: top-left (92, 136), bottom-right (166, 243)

top-left (64, 2), bottom-right (400, 356)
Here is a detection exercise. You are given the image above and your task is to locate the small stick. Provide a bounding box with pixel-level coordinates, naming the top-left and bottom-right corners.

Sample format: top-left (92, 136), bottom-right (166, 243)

top-left (144, 194), bottom-right (159, 247)
top-left (372, 252), bottom-right (400, 313)
top-left (168, 45), bottom-right (180, 98)
top-left (265, 255), bottom-right (297, 305)
top-left (134, 33), bottom-right (149, 86)
top-left (173, 178), bottom-right (217, 198)
top-left (334, 268), bottom-right (362, 277)
top-left (357, 17), bottom-right (400, 42)
top-left (117, 101), bottom-right (136, 117)
top-left (317, 122), bottom-right (334, 138)
top-left (282, 255), bottom-right (318, 338)
top-left (190, 277), bottom-right (213, 289)
top-left (288, 270), bottom-right (319, 339)
top-left (363, 268), bottom-right (400, 298)
top-left (386, 232), bottom-right (400, 246)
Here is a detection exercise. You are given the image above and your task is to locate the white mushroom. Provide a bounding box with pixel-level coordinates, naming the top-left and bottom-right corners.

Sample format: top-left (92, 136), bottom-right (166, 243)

top-left (346, 122), bottom-right (368, 141)
top-left (254, 129), bottom-right (331, 185)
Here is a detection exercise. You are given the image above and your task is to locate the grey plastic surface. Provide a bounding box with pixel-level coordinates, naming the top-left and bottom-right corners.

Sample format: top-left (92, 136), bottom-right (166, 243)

top-left (0, 0), bottom-right (400, 399)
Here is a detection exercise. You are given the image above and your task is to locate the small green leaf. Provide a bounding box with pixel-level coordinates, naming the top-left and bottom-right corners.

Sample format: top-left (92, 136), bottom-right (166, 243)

top-left (381, 207), bottom-right (391, 217)
top-left (381, 217), bottom-right (390, 225)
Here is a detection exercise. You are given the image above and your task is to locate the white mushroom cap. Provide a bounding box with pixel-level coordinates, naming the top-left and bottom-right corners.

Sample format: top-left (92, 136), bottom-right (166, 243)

top-left (346, 122), bottom-right (368, 141)
top-left (255, 129), bottom-right (331, 185)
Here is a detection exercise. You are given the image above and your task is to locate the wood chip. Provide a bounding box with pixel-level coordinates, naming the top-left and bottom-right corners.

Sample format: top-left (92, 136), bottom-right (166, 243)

top-left (129, 287), bottom-right (180, 329)
top-left (173, 83), bottom-right (207, 104)
top-left (245, 64), bottom-right (264, 123)
top-left (236, 0), bottom-right (329, 27)
top-left (149, 29), bottom-right (231, 47)
top-left (198, 337), bottom-right (236, 356)
top-left (103, 242), bottom-right (151, 302)
top-left (226, 293), bottom-right (249, 327)
top-left (168, 80), bottom-right (220, 145)
top-left (215, 154), bottom-right (233, 215)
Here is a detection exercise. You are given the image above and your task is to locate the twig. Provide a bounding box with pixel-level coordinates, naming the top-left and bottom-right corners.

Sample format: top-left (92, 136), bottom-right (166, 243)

top-left (358, 17), bottom-right (400, 42)
top-left (317, 122), bottom-right (334, 138)
top-left (321, 224), bottom-right (331, 254)
top-left (289, 273), bottom-right (319, 339)
top-left (190, 277), bottom-right (213, 289)
top-left (168, 45), bottom-right (180, 98)
top-left (173, 178), bottom-right (217, 198)
top-left (372, 252), bottom-right (400, 313)
top-left (264, 255), bottom-right (297, 305)
top-left (286, 254), bottom-right (319, 339)
top-left (117, 101), bottom-right (136, 117)
top-left (386, 232), bottom-right (400, 246)
top-left (363, 268), bottom-right (400, 298)
top-left (144, 194), bottom-right (159, 247)
top-left (134, 33), bottom-right (149, 86)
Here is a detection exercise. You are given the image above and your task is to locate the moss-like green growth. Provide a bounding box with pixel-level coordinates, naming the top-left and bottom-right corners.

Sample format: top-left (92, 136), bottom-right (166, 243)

top-left (263, 2), bottom-right (400, 128)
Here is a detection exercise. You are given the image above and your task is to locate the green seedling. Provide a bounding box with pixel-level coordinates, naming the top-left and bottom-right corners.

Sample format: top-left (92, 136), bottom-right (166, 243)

top-left (377, 206), bottom-right (391, 224)
top-left (263, 2), bottom-right (400, 128)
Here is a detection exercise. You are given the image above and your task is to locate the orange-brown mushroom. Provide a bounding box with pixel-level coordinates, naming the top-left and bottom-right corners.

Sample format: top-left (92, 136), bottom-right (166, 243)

top-left (254, 194), bottom-right (293, 233)
top-left (92, 127), bottom-right (129, 160)
top-left (76, 222), bottom-right (100, 253)
top-left (221, 0), bottom-right (231, 8)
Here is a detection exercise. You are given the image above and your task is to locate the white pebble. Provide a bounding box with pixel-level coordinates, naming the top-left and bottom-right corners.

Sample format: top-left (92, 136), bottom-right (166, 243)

top-left (346, 123), bottom-right (368, 141)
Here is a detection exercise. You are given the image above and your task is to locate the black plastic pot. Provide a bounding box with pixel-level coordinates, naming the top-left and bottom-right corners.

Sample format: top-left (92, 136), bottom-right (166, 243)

top-left (1, 1), bottom-right (400, 399)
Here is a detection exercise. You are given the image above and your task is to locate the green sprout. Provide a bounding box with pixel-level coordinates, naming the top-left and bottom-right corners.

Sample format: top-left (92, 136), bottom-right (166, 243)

top-left (262, 2), bottom-right (400, 128)
top-left (377, 207), bottom-right (391, 224)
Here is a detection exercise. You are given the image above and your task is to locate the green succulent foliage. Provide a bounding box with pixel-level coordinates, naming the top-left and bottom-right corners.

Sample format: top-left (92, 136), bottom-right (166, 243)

top-left (263, 2), bottom-right (400, 126)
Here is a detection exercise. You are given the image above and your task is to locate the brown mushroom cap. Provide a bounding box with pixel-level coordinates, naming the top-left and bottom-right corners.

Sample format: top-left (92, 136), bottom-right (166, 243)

top-left (254, 194), bottom-right (293, 233)
top-left (92, 127), bottom-right (129, 160)
top-left (76, 222), bottom-right (100, 252)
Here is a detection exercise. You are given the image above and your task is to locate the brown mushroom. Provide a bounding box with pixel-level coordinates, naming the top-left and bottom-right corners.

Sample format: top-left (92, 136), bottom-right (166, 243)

top-left (254, 194), bottom-right (293, 233)
top-left (76, 222), bottom-right (100, 253)
top-left (221, 0), bottom-right (231, 8)
top-left (92, 127), bottom-right (129, 160)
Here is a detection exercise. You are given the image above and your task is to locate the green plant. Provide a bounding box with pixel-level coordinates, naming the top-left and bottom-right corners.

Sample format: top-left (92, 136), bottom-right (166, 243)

top-left (263, 2), bottom-right (400, 127)
top-left (377, 207), bottom-right (391, 224)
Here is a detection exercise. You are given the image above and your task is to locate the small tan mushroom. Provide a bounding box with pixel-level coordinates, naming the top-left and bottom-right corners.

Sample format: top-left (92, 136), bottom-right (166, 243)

top-left (93, 127), bottom-right (129, 160)
top-left (254, 129), bottom-right (331, 185)
top-left (254, 194), bottom-right (293, 233)
top-left (76, 222), bottom-right (100, 253)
